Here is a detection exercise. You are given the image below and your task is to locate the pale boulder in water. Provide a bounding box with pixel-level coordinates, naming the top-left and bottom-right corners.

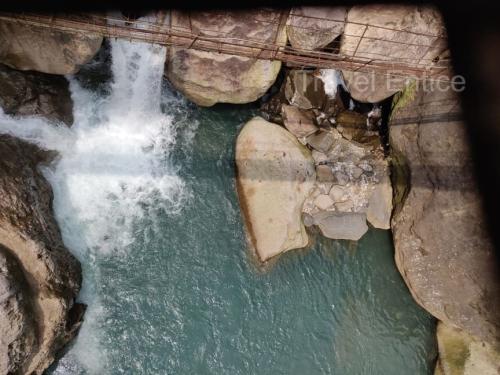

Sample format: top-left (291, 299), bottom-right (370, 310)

top-left (236, 117), bottom-right (315, 261)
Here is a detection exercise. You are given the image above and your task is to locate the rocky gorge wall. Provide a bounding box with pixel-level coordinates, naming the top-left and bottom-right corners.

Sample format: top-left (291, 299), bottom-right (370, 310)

top-left (0, 6), bottom-right (499, 375)
top-left (0, 134), bottom-right (84, 374)
top-left (0, 21), bottom-right (85, 372)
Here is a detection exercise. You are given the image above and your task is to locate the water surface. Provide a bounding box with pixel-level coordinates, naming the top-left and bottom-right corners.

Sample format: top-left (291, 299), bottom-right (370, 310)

top-left (0, 36), bottom-right (436, 374)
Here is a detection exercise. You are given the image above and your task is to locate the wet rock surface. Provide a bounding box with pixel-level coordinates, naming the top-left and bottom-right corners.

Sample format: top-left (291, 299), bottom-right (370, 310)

top-left (0, 63), bottom-right (73, 125)
top-left (0, 134), bottom-right (83, 374)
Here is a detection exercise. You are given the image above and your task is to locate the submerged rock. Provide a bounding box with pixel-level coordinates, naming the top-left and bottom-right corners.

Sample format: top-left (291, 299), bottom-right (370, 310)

top-left (0, 134), bottom-right (83, 374)
top-left (0, 19), bottom-right (102, 75)
top-left (166, 9), bottom-right (287, 106)
top-left (286, 7), bottom-right (347, 51)
top-left (236, 117), bottom-right (315, 261)
top-left (390, 85), bottom-right (500, 346)
top-left (435, 322), bottom-right (500, 375)
top-left (0, 63), bottom-right (73, 125)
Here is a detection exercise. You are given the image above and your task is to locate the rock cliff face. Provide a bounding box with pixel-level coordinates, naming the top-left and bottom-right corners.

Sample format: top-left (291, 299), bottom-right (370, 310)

top-left (0, 19), bottom-right (102, 75)
top-left (235, 117), bottom-right (315, 261)
top-left (0, 63), bottom-right (73, 125)
top-left (0, 134), bottom-right (83, 374)
top-left (390, 85), bottom-right (500, 347)
top-left (166, 9), bottom-right (287, 106)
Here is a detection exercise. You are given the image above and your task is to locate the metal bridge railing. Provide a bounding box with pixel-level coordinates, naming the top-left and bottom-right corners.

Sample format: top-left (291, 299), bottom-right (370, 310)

top-left (0, 11), bottom-right (452, 83)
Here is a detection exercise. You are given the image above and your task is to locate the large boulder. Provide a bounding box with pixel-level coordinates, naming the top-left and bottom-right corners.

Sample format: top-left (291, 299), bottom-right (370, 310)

top-left (0, 19), bottom-right (103, 75)
top-left (390, 84), bottom-right (500, 346)
top-left (0, 63), bottom-right (73, 125)
top-left (340, 5), bottom-right (446, 103)
top-left (0, 134), bottom-right (84, 374)
top-left (435, 322), bottom-right (500, 375)
top-left (341, 70), bottom-right (411, 103)
top-left (236, 117), bottom-right (315, 261)
top-left (286, 7), bottom-right (347, 51)
top-left (166, 9), bottom-right (287, 106)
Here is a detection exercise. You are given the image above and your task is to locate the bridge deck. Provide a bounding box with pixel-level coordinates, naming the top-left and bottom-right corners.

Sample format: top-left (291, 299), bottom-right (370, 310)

top-left (0, 12), bottom-right (452, 83)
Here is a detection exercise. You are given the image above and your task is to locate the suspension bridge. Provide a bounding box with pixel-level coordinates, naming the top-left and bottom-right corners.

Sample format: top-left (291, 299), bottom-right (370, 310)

top-left (0, 11), bottom-right (451, 83)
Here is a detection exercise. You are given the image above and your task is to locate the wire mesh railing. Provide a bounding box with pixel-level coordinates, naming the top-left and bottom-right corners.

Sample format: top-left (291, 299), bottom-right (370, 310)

top-left (0, 10), bottom-right (452, 83)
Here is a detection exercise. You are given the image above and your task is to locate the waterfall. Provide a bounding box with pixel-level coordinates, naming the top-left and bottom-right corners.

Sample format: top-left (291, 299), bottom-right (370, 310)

top-left (0, 22), bottom-right (193, 373)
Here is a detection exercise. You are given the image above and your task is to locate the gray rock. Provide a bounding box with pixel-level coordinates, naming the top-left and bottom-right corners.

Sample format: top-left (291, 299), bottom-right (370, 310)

top-left (312, 150), bottom-right (328, 165)
top-left (333, 171), bottom-right (349, 185)
top-left (316, 164), bottom-right (334, 182)
top-left (314, 194), bottom-right (334, 210)
top-left (335, 200), bottom-right (354, 212)
top-left (281, 104), bottom-right (318, 138)
top-left (351, 166), bottom-right (364, 179)
top-left (307, 131), bottom-right (335, 153)
top-left (0, 63), bottom-right (73, 125)
top-left (329, 185), bottom-right (346, 202)
top-left (317, 182), bottom-right (333, 194)
top-left (313, 211), bottom-right (368, 240)
top-left (302, 212), bottom-right (314, 227)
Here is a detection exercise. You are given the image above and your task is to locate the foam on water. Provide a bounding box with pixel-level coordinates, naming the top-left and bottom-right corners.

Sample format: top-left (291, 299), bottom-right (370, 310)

top-left (0, 21), bottom-right (192, 372)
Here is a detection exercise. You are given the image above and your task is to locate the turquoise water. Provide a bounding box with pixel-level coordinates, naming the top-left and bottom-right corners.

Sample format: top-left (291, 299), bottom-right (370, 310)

top-left (48, 102), bottom-right (436, 374)
top-left (0, 38), bottom-right (437, 374)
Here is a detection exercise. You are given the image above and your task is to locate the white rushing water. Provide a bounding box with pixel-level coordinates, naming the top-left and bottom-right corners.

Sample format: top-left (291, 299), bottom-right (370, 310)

top-left (0, 24), bottom-right (193, 373)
